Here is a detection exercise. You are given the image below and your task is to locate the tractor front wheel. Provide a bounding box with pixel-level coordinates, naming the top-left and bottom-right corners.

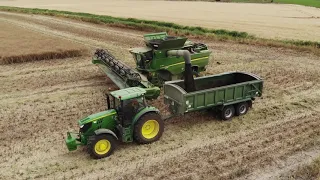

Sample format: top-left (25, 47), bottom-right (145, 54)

top-left (87, 134), bottom-right (116, 159)
top-left (134, 112), bottom-right (164, 144)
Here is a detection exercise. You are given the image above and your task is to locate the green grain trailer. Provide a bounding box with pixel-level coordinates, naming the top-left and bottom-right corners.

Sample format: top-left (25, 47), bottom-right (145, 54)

top-left (163, 71), bottom-right (263, 120)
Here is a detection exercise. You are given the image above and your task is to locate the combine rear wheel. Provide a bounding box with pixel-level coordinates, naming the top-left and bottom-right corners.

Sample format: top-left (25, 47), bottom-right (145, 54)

top-left (134, 113), bottom-right (164, 144)
top-left (87, 134), bottom-right (116, 159)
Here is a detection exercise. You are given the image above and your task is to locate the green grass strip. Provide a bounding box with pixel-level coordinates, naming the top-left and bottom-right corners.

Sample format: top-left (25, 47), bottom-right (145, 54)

top-left (0, 6), bottom-right (249, 38)
top-left (275, 0), bottom-right (320, 8)
top-left (0, 6), bottom-right (319, 52)
top-left (165, 0), bottom-right (320, 8)
top-left (229, 0), bottom-right (320, 8)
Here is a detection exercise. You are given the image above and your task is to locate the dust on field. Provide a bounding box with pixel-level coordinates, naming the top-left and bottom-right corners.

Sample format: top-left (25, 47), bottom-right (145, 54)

top-left (0, 12), bottom-right (319, 180)
top-left (0, 21), bottom-right (87, 64)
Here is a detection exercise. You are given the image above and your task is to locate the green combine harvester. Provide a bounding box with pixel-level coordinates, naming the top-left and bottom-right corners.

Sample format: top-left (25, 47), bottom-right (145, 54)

top-left (65, 32), bottom-right (264, 159)
top-left (92, 32), bottom-right (211, 99)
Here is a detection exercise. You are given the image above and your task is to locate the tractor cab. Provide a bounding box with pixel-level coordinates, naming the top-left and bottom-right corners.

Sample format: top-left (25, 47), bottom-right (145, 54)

top-left (107, 87), bottom-right (148, 142)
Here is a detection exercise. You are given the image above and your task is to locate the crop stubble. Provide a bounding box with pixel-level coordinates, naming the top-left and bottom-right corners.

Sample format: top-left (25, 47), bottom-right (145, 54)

top-left (0, 12), bottom-right (319, 179)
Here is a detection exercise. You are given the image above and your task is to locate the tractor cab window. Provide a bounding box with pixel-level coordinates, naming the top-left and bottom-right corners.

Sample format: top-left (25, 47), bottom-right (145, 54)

top-left (114, 98), bottom-right (121, 110)
top-left (122, 97), bottom-right (146, 112)
top-left (120, 96), bottom-right (146, 127)
top-left (108, 95), bottom-right (121, 110)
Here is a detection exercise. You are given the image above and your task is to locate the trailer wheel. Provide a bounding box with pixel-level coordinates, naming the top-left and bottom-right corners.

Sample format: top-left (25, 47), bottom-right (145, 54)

top-left (221, 105), bottom-right (235, 120)
top-left (87, 134), bottom-right (116, 159)
top-left (235, 102), bottom-right (249, 116)
top-left (134, 112), bottom-right (164, 144)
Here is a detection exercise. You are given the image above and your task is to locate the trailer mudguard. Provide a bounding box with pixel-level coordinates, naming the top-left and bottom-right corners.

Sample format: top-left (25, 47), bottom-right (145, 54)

top-left (132, 106), bottom-right (160, 125)
top-left (94, 128), bottom-right (118, 140)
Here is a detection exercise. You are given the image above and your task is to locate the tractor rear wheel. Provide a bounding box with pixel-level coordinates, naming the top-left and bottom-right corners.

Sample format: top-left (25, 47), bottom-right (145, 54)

top-left (134, 112), bottom-right (164, 144)
top-left (87, 134), bottom-right (116, 159)
top-left (221, 105), bottom-right (235, 120)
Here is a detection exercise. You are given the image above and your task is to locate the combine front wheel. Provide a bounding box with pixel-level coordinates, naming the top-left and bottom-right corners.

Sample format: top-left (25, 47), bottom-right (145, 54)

top-left (134, 113), bottom-right (164, 144)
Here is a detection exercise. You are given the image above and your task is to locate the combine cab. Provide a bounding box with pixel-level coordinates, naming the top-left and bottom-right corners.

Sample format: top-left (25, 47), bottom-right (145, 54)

top-left (92, 32), bottom-right (212, 99)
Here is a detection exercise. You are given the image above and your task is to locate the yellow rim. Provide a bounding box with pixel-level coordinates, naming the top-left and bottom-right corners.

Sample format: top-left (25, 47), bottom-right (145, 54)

top-left (94, 139), bottom-right (111, 155)
top-left (141, 120), bottom-right (160, 139)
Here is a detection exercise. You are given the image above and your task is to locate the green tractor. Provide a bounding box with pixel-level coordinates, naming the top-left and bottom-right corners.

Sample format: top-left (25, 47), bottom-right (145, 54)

top-left (66, 87), bottom-right (163, 159)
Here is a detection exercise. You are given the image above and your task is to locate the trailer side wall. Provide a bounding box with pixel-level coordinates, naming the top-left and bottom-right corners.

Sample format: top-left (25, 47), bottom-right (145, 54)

top-left (184, 80), bottom-right (262, 113)
top-left (164, 72), bottom-right (263, 115)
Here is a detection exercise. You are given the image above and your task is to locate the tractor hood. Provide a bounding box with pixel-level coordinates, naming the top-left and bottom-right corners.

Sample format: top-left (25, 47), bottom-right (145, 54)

top-left (78, 109), bottom-right (117, 125)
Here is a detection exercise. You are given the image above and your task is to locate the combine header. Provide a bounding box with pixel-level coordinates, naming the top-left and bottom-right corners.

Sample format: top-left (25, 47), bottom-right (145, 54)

top-left (92, 32), bottom-right (212, 99)
top-left (93, 49), bottom-right (160, 99)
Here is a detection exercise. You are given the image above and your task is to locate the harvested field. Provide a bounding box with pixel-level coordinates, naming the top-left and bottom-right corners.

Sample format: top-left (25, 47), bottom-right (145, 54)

top-left (0, 21), bottom-right (87, 64)
top-left (1, 0), bottom-right (320, 41)
top-left (288, 156), bottom-right (320, 179)
top-left (0, 11), bottom-right (320, 180)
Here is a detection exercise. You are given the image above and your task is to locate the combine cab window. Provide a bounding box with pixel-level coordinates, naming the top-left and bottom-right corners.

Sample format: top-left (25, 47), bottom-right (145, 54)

top-left (134, 52), bottom-right (153, 69)
top-left (144, 51), bottom-right (153, 61)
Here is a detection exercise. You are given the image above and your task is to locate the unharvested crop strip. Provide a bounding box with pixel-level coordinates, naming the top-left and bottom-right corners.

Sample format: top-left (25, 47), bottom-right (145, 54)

top-left (0, 49), bottom-right (85, 65)
top-left (0, 6), bottom-right (319, 55)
